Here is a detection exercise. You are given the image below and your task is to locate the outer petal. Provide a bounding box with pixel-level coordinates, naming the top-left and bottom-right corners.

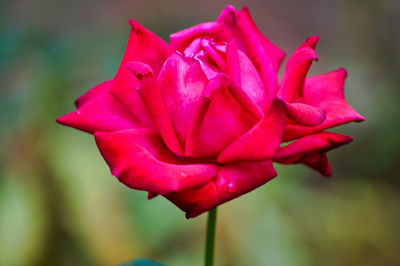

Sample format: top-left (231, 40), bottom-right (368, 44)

top-left (234, 9), bottom-right (279, 113)
top-left (157, 52), bottom-right (208, 145)
top-left (166, 160), bottom-right (277, 218)
top-left (225, 39), bottom-right (264, 119)
top-left (297, 35), bottom-right (319, 50)
top-left (240, 7), bottom-right (285, 71)
top-left (217, 6), bottom-right (285, 72)
top-left (126, 62), bottom-right (184, 155)
top-left (57, 81), bottom-right (141, 134)
top-left (169, 22), bottom-right (231, 52)
top-left (275, 132), bottom-right (354, 176)
top-left (278, 44), bottom-right (318, 102)
top-left (187, 80), bottom-right (258, 158)
top-left (283, 68), bottom-right (365, 141)
top-left (283, 102), bottom-right (326, 127)
top-left (110, 20), bottom-right (170, 128)
top-left (75, 80), bottom-right (111, 108)
top-left (217, 99), bottom-right (286, 163)
top-left (94, 129), bottom-right (218, 195)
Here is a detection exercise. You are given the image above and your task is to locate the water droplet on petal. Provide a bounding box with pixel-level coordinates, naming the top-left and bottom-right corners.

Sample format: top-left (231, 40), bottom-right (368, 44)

top-left (180, 172), bottom-right (187, 177)
top-left (227, 182), bottom-right (235, 193)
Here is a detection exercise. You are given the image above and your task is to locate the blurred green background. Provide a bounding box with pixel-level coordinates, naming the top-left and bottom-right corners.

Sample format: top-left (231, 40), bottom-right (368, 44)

top-left (0, 0), bottom-right (399, 265)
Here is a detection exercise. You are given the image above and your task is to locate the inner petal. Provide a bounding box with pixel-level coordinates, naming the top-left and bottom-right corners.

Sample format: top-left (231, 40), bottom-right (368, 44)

top-left (157, 52), bottom-right (209, 147)
top-left (237, 49), bottom-right (266, 110)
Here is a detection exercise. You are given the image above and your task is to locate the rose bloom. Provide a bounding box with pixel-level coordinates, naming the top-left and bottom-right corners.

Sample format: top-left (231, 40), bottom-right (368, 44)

top-left (57, 5), bottom-right (364, 218)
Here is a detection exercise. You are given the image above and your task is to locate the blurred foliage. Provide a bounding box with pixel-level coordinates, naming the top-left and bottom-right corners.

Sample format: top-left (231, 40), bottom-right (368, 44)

top-left (0, 0), bottom-right (399, 265)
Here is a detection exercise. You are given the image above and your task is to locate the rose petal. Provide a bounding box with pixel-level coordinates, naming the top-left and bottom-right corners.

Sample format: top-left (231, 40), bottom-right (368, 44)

top-left (297, 35), bottom-right (319, 50)
top-left (283, 102), bottom-right (326, 127)
top-left (57, 81), bottom-right (142, 134)
top-left (75, 80), bottom-right (112, 108)
top-left (195, 52), bottom-right (221, 79)
top-left (184, 73), bottom-right (229, 157)
top-left (303, 153), bottom-right (331, 177)
top-left (240, 7), bottom-right (285, 72)
top-left (217, 6), bottom-right (285, 72)
top-left (283, 68), bottom-right (365, 141)
top-left (278, 44), bottom-right (318, 102)
top-left (126, 62), bottom-right (184, 155)
top-left (202, 40), bottom-right (227, 71)
top-left (234, 9), bottom-right (279, 113)
top-left (94, 129), bottom-right (218, 195)
top-left (183, 38), bottom-right (203, 57)
top-left (166, 159), bottom-right (277, 218)
top-left (169, 22), bottom-right (231, 52)
top-left (275, 132), bottom-right (354, 176)
top-left (217, 99), bottom-right (286, 163)
top-left (186, 79), bottom-right (258, 158)
top-left (225, 39), bottom-right (265, 119)
top-left (110, 20), bottom-right (170, 129)
top-left (124, 19), bottom-right (170, 74)
top-left (216, 5), bottom-right (237, 29)
top-left (157, 52), bottom-right (208, 146)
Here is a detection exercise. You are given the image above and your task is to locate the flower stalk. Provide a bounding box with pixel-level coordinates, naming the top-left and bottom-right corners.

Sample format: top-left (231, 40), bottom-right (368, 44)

top-left (205, 207), bottom-right (217, 266)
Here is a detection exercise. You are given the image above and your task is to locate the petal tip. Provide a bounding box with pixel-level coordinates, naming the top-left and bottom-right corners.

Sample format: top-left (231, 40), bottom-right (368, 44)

top-left (341, 136), bottom-right (354, 145)
top-left (307, 35), bottom-right (320, 48)
top-left (129, 19), bottom-right (142, 32)
top-left (56, 115), bottom-right (66, 125)
top-left (356, 115), bottom-right (366, 122)
top-left (337, 67), bottom-right (348, 77)
top-left (56, 113), bottom-right (75, 127)
top-left (217, 5), bottom-right (236, 24)
top-left (297, 35), bottom-right (320, 50)
top-left (225, 5), bottom-right (237, 12)
top-left (241, 6), bottom-right (249, 12)
top-left (322, 172), bottom-right (332, 178)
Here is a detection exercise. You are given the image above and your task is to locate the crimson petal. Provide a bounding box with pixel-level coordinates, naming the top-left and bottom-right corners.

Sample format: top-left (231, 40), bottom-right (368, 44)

top-left (217, 6), bottom-right (285, 72)
top-left (241, 7), bottom-right (285, 72)
top-left (57, 81), bottom-right (142, 134)
top-left (283, 102), bottom-right (326, 127)
top-left (95, 129), bottom-right (218, 195)
top-left (127, 62), bottom-right (185, 155)
top-left (226, 39), bottom-right (265, 119)
top-left (184, 74), bottom-right (229, 157)
top-left (275, 132), bottom-right (353, 176)
top-left (74, 80), bottom-right (111, 108)
top-left (166, 160), bottom-right (277, 218)
top-left (169, 22), bottom-right (231, 52)
top-left (217, 99), bottom-right (285, 163)
top-left (234, 9), bottom-right (279, 113)
top-left (157, 52), bottom-right (208, 146)
top-left (283, 68), bottom-right (365, 141)
top-left (187, 79), bottom-right (258, 158)
top-left (278, 42), bottom-right (318, 102)
top-left (110, 20), bottom-right (170, 129)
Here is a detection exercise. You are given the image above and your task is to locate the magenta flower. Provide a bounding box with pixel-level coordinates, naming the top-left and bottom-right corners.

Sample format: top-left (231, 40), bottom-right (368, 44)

top-left (57, 5), bottom-right (364, 218)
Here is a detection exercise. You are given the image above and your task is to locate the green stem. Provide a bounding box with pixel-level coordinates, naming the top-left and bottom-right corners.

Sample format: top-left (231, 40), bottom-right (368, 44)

top-left (205, 207), bottom-right (217, 266)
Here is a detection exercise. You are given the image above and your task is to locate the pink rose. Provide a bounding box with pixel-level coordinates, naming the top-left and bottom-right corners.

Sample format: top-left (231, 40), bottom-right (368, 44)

top-left (57, 5), bottom-right (363, 218)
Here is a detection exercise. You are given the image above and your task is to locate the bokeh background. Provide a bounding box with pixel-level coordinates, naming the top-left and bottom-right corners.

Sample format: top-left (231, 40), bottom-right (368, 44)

top-left (1, 0), bottom-right (399, 265)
